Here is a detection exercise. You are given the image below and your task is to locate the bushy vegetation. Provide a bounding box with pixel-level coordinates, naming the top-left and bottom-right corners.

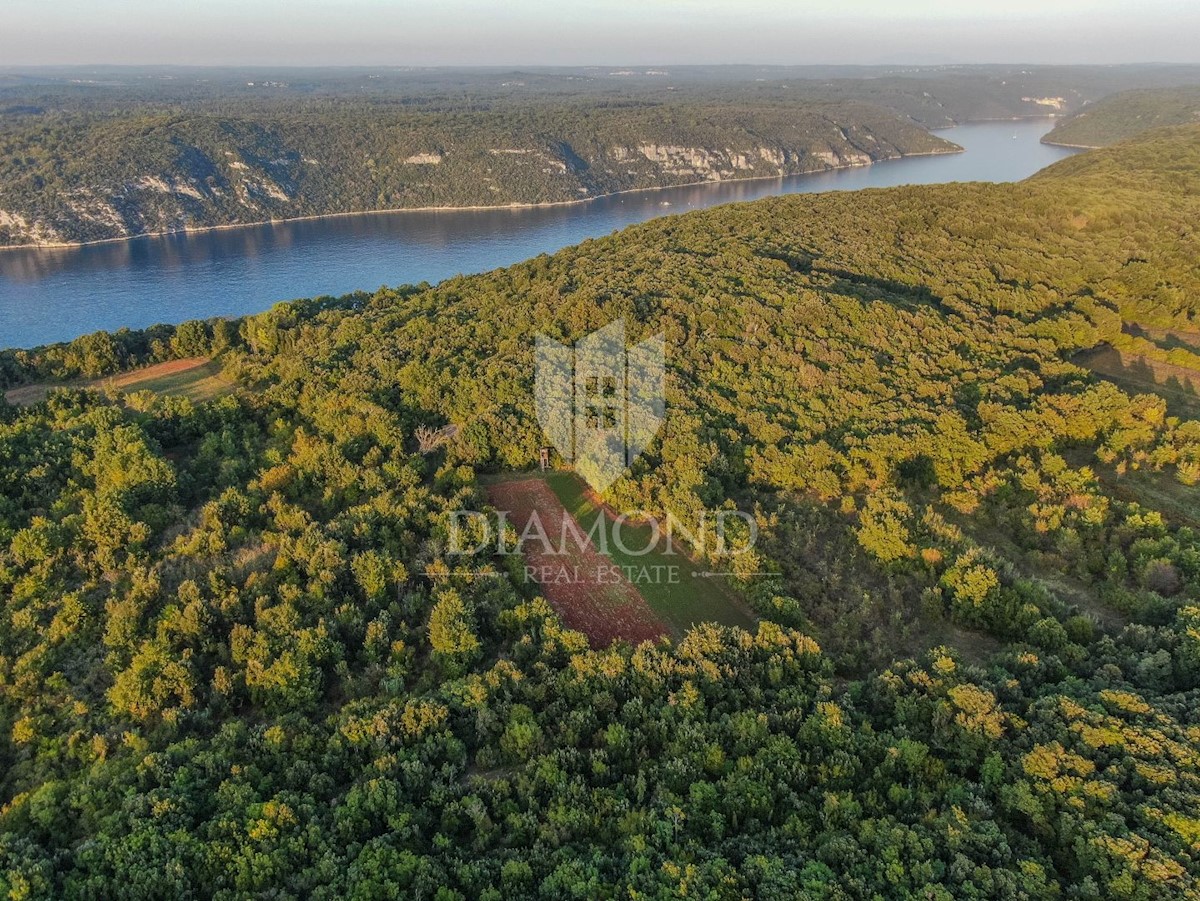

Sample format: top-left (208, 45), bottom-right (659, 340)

top-left (3, 126), bottom-right (1200, 897)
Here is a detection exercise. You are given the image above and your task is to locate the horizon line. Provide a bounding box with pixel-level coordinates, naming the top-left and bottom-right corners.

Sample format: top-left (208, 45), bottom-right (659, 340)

top-left (4, 61), bottom-right (1200, 74)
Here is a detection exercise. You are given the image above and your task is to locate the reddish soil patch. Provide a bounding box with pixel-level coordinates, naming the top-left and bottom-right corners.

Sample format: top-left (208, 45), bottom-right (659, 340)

top-left (487, 476), bottom-right (668, 647)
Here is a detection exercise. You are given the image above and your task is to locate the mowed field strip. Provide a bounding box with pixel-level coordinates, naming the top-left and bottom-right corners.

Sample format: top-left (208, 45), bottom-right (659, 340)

top-left (486, 473), bottom-right (754, 646)
top-left (4, 357), bottom-right (235, 406)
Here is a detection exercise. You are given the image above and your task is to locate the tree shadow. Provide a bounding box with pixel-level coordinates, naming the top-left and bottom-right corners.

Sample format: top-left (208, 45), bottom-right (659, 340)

top-left (1122, 322), bottom-right (1200, 355)
top-left (817, 267), bottom-right (947, 313)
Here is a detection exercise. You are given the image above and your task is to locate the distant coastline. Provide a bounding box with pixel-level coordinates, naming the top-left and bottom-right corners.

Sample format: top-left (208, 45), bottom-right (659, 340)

top-left (0, 147), bottom-right (963, 253)
top-left (930, 114), bottom-right (1061, 130)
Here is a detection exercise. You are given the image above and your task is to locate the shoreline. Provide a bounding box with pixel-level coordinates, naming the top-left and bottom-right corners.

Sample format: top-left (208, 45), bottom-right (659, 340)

top-left (1039, 137), bottom-right (1102, 150)
top-left (0, 147), bottom-right (963, 253)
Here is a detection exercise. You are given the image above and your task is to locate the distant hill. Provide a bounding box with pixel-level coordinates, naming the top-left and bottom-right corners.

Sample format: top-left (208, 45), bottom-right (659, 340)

top-left (1033, 122), bottom-right (1200, 197)
top-left (1043, 86), bottom-right (1200, 148)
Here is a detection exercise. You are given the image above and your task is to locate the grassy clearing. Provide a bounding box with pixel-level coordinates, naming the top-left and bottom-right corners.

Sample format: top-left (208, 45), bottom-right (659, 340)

top-left (544, 471), bottom-right (756, 634)
top-left (4, 357), bottom-right (235, 406)
top-left (104, 359), bottom-right (235, 402)
top-left (1071, 343), bottom-right (1200, 526)
top-left (909, 618), bottom-right (1003, 668)
top-left (1093, 464), bottom-right (1200, 530)
top-left (1077, 345), bottom-right (1200, 419)
top-left (1125, 324), bottom-right (1200, 354)
top-left (2, 383), bottom-right (53, 405)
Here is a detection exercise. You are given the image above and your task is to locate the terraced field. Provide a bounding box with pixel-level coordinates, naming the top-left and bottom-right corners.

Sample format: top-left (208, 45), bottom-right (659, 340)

top-left (486, 475), bottom-right (668, 647)
top-left (486, 472), bottom-right (754, 646)
top-left (545, 473), bottom-right (756, 632)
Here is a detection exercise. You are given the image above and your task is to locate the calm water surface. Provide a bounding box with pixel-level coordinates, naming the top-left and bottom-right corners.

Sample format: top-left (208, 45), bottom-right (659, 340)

top-left (0, 120), bottom-right (1078, 349)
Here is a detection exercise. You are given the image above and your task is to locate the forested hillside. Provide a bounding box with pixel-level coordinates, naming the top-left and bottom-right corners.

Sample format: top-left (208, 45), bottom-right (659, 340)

top-left (0, 98), bottom-right (952, 246)
top-left (2, 126), bottom-right (1200, 897)
top-left (1044, 87), bottom-right (1200, 148)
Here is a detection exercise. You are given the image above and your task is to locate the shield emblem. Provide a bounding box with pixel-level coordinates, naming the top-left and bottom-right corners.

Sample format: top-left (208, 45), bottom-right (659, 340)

top-left (535, 319), bottom-right (665, 493)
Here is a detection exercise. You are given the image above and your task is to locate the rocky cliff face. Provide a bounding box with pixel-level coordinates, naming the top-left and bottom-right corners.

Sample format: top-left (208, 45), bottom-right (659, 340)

top-left (0, 105), bottom-right (958, 246)
top-left (628, 142), bottom-right (878, 179)
top-left (0, 139), bottom-right (311, 246)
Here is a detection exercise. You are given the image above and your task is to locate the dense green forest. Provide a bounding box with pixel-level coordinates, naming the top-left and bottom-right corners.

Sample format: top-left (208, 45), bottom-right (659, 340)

top-left (1044, 87), bottom-right (1200, 148)
top-left (3, 125), bottom-right (1200, 897)
top-left (5, 62), bottom-right (1200, 246)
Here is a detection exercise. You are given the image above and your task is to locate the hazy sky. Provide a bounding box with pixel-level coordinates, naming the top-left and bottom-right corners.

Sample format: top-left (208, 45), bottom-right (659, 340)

top-left (3, 0), bottom-right (1198, 68)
